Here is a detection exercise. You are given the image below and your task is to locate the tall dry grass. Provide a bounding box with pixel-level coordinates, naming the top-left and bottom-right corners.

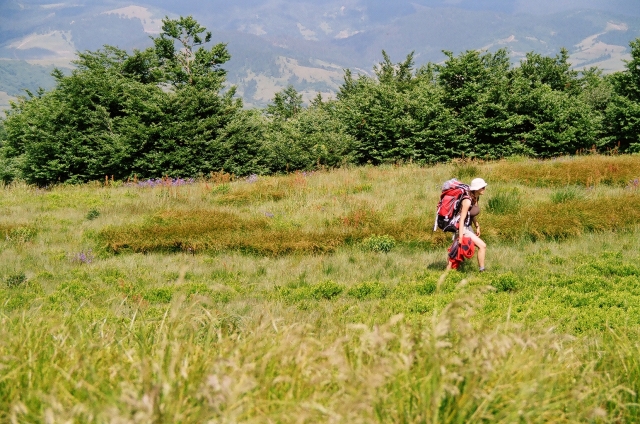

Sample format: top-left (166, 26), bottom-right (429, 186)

top-left (99, 189), bottom-right (640, 255)
top-left (2, 289), bottom-right (639, 422)
top-left (484, 191), bottom-right (640, 242)
top-left (485, 154), bottom-right (640, 187)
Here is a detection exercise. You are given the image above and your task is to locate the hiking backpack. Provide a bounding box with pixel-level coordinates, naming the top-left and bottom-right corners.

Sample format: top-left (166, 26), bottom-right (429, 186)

top-left (433, 179), bottom-right (470, 233)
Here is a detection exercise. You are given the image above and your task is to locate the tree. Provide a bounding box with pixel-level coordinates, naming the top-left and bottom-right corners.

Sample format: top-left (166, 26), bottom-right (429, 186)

top-left (152, 15), bottom-right (230, 88)
top-left (266, 85), bottom-right (303, 121)
top-left (3, 48), bottom-right (165, 184)
top-left (516, 48), bottom-right (580, 94)
top-left (2, 16), bottom-right (245, 184)
top-left (603, 38), bottom-right (640, 152)
top-left (611, 38), bottom-right (640, 102)
top-left (374, 51), bottom-right (416, 91)
top-left (264, 101), bottom-right (356, 172)
top-left (334, 52), bottom-right (431, 164)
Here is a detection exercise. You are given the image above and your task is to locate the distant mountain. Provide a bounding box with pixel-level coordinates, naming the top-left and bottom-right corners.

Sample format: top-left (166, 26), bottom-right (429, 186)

top-left (1, 0), bottom-right (639, 110)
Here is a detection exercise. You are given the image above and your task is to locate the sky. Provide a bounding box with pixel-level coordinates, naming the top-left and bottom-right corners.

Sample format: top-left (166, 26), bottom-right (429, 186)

top-left (6, 0), bottom-right (638, 18)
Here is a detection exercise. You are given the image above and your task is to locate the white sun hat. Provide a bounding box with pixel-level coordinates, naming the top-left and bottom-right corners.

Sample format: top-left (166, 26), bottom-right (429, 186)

top-left (469, 178), bottom-right (487, 191)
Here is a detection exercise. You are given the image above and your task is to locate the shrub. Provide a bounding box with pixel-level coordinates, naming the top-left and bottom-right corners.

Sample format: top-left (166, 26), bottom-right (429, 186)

top-left (362, 234), bottom-right (396, 253)
top-left (347, 281), bottom-right (390, 300)
top-left (492, 273), bottom-right (519, 292)
top-left (264, 105), bottom-right (357, 172)
top-left (416, 280), bottom-right (437, 295)
top-left (143, 287), bottom-right (174, 303)
top-left (311, 280), bottom-right (343, 300)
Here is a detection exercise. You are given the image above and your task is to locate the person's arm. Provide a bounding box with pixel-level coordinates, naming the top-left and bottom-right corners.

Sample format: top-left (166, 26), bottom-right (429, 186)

top-left (472, 216), bottom-right (481, 236)
top-left (458, 199), bottom-right (471, 242)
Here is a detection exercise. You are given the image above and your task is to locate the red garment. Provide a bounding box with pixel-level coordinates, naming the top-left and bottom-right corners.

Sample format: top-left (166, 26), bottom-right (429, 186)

top-left (448, 236), bottom-right (475, 269)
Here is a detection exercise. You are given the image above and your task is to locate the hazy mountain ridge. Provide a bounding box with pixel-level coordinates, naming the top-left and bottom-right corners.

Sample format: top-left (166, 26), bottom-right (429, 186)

top-left (1, 0), bottom-right (639, 108)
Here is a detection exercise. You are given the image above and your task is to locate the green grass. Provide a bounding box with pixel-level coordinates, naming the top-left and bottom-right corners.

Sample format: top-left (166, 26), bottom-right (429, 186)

top-left (2, 155), bottom-right (640, 421)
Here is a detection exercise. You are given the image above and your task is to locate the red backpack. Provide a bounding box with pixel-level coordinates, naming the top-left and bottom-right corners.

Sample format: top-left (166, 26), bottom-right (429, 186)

top-left (433, 179), bottom-right (470, 233)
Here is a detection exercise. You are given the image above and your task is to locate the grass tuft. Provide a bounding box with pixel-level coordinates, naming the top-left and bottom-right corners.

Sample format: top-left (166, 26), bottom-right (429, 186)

top-left (486, 188), bottom-right (521, 215)
top-left (453, 161), bottom-right (480, 180)
top-left (5, 272), bottom-right (27, 288)
top-left (86, 208), bottom-right (101, 220)
top-left (550, 186), bottom-right (584, 204)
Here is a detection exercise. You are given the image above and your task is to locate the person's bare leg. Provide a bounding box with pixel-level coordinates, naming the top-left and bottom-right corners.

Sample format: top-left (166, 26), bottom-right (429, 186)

top-left (465, 232), bottom-right (486, 269)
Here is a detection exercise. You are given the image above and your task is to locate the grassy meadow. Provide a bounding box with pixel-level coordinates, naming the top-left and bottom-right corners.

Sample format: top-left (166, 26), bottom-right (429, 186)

top-left (3, 155), bottom-right (640, 422)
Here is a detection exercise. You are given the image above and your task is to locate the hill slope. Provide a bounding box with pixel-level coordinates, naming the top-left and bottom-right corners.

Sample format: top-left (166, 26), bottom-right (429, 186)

top-left (0, 1), bottom-right (639, 108)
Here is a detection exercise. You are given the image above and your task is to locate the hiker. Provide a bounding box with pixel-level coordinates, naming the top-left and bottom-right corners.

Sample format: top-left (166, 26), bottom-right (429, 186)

top-left (445, 178), bottom-right (487, 272)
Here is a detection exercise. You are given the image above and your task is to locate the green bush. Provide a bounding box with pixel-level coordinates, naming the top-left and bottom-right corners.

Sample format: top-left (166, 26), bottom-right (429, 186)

top-left (415, 280), bottom-right (437, 295)
top-left (361, 234), bottom-right (396, 253)
top-left (264, 102), bottom-right (357, 172)
top-left (347, 281), bottom-right (390, 300)
top-left (311, 280), bottom-right (343, 300)
top-left (492, 273), bottom-right (519, 292)
top-left (143, 287), bottom-right (174, 303)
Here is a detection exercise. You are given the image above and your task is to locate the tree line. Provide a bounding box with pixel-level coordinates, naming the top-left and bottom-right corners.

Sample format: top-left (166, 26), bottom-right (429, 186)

top-left (1, 16), bottom-right (639, 185)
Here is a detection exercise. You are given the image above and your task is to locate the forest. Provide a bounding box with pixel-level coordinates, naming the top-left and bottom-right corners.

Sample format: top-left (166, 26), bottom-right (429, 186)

top-left (0, 15), bottom-right (639, 185)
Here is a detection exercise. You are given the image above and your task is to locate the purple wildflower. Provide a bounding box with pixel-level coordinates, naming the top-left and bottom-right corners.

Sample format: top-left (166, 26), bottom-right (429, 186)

top-left (247, 174), bottom-right (258, 184)
top-left (70, 249), bottom-right (95, 264)
top-left (125, 177), bottom-right (196, 188)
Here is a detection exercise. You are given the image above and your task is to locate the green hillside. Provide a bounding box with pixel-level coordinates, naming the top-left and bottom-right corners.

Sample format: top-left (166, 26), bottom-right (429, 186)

top-left (2, 2), bottom-right (640, 105)
top-left (0, 60), bottom-right (57, 96)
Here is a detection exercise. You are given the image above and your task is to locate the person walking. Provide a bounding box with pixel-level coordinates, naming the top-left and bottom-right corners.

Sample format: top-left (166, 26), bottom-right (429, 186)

top-left (447, 178), bottom-right (487, 272)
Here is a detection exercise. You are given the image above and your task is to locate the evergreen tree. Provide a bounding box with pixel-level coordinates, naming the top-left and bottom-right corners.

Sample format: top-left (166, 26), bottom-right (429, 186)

top-left (604, 38), bottom-right (640, 152)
